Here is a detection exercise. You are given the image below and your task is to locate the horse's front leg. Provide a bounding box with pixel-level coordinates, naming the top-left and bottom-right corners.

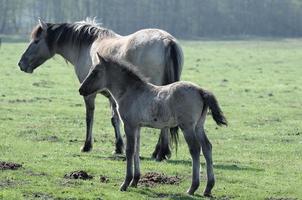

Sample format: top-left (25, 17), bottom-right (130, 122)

top-left (81, 94), bottom-right (96, 152)
top-left (120, 124), bottom-right (137, 191)
top-left (109, 96), bottom-right (124, 154)
top-left (151, 128), bottom-right (171, 161)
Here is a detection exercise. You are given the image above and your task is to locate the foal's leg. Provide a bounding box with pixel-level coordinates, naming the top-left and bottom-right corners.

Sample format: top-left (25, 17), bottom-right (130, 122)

top-left (120, 124), bottom-right (137, 191)
top-left (130, 128), bottom-right (141, 187)
top-left (182, 127), bottom-right (201, 195)
top-left (197, 127), bottom-right (215, 197)
top-left (151, 128), bottom-right (171, 161)
top-left (109, 96), bottom-right (124, 154)
top-left (81, 94), bottom-right (96, 152)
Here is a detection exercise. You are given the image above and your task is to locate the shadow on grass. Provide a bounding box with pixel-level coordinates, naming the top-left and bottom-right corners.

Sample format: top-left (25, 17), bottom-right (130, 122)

top-left (166, 160), bottom-right (264, 172)
top-left (214, 164), bottom-right (264, 172)
top-left (132, 187), bottom-right (205, 200)
top-left (92, 155), bottom-right (263, 172)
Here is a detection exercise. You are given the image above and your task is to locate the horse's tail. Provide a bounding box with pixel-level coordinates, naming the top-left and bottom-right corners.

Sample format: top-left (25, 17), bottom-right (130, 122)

top-left (163, 39), bottom-right (183, 84)
top-left (200, 89), bottom-right (228, 126)
top-left (164, 39), bottom-right (183, 153)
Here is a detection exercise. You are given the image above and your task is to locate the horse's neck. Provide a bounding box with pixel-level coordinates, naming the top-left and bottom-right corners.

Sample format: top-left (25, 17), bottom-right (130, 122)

top-left (55, 44), bottom-right (92, 83)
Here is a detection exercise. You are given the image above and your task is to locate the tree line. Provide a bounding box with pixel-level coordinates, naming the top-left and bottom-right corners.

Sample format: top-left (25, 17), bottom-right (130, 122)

top-left (1, 0), bottom-right (302, 39)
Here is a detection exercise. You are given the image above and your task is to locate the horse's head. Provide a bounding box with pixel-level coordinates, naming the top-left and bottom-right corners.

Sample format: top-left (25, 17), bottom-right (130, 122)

top-left (18, 19), bottom-right (54, 73)
top-left (79, 53), bottom-right (108, 96)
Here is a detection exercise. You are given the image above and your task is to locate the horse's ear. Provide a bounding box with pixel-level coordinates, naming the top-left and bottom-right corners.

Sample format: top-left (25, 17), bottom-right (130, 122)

top-left (96, 53), bottom-right (107, 64)
top-left (38, 18), bottom-right (48, 31)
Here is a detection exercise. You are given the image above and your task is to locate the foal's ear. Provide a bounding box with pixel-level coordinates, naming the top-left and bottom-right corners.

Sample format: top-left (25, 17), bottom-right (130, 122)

top-left (96, 53), bottom-right (107, 64)
top-left (38, 18), bottom-right (48, 31)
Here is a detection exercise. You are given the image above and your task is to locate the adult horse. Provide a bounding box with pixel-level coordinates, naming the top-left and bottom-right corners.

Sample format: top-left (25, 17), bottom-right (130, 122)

top-left (18, 19), bottom-right (183, 161)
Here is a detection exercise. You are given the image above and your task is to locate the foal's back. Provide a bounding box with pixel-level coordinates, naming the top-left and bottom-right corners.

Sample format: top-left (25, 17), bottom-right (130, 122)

top-left (131, 81), bottom-right (206, 128)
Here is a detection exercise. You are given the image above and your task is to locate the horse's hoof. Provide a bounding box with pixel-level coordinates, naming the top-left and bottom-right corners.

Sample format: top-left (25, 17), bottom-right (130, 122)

top-left (152, 147), bottom-right (171, 161)
top-left (155, 152), bottom-right (170, 161)
top-left (115, 139), bottom-right (124, 154)
top-left (81, 144), bottom-right (92, 152)
top-left (114, 147), bottom-right (124, 155)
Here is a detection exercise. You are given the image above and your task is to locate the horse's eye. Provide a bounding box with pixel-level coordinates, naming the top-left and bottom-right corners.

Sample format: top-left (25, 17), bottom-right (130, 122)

top-left (33, 40), bottom-right (39, 44)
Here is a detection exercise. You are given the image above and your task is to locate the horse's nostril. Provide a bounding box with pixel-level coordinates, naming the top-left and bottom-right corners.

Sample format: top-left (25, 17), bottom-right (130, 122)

top-left (18, 60), bottom-right (25, 68)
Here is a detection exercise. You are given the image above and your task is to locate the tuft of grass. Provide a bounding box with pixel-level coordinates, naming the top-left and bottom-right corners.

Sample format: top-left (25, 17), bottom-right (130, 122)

top-left (1, 40), bottom-right (302, 199)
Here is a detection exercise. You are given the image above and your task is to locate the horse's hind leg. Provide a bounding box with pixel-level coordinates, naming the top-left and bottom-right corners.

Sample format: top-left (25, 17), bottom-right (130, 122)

top-left (151, 128), bottom-right (171, 161)
top-left (109, 96), bottom-right (124, 154)
top-left (181, 126), bottom-right (201, 195)
top-left (81, 94), bottom-right (96, 152)
top-left (197, 127), bottom-right (215, 197)
top-left (120, 124), bottom-right (137, 191)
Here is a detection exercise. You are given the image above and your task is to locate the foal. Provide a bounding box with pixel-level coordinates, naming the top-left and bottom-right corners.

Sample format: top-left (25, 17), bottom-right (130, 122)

top-left (79, 54), bottom-right (227, 196)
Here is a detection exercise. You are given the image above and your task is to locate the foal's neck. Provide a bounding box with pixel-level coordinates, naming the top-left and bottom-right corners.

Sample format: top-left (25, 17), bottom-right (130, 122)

top-left (105, 65), bottom-right (147, 102)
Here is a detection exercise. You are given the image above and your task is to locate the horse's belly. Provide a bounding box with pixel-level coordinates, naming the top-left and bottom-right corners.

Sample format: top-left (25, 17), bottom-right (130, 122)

top-left (140, 118), bottom-right (177, 129)
top-left (140, 110), bottom-right (177, 129)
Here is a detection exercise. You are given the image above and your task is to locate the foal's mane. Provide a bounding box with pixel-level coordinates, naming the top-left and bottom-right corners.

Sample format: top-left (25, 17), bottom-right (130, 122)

top-left (31, 18), bottom-right (116, 49)
top-left (104, 56), bottom-right (148, 84)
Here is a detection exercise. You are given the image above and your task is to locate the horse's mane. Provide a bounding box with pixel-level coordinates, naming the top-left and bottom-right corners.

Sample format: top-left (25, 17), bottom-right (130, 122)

top-left (31, 18), bottom-right (116, 50)
top-left (104, 56), bottom-right (148, 84)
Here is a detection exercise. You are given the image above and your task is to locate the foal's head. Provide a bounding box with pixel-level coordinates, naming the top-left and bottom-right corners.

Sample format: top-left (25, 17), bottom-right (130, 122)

top-left (18, 19), bottom-right (54, 73)
top-left (79, 53), bottom-right (108, 96)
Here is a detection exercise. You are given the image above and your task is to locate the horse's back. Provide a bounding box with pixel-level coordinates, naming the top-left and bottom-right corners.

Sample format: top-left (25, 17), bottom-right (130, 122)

top-left (93, 28), bottom-right (182, 85)
top-left (122, 29), bottom-right (180, 85)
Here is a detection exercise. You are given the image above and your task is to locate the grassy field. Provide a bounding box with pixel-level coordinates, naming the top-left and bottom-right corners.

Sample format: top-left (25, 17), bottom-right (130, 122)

top-left (1, 40), bottom-right (302, 200)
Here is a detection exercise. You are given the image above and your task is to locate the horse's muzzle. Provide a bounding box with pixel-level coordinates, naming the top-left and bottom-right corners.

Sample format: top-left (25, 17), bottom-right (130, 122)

top-left (18, 60), bottom-right (33, 73)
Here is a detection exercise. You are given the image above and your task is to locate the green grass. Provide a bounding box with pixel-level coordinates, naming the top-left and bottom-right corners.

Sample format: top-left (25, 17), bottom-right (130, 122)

top-left (1, 40), bottom-right (302, 200)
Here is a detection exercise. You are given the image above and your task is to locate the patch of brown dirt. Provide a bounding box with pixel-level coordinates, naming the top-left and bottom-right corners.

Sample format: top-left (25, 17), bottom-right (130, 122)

top-left (64, 170), bottom-right (93, 180)
top-left (139, 172), bottom-right (181, 187)
top-left (0, 161), bottom-right (22, 170)
top-left (100, 175), bottom-right (109, 183)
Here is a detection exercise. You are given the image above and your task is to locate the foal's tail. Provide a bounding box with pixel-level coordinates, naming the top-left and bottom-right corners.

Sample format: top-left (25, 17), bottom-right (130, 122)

top-left (163, 39), bottom-right (183, 84)
top-left (200, 89), bottom-right (228, 126)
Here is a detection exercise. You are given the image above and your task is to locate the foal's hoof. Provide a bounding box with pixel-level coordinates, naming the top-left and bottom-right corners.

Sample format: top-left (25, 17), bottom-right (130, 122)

top-left (81, 144), bottom-right (92, 152)
top-left (129, 182), bottom-right (138, 188)
top-left (129, 179), bottom-right (139, 188)
top-left (186, 189), bottom-right (195, 196)
top-left (120, 184), bottom-right (128, 191)
top-left (203, 192), bottom-right (213, 198)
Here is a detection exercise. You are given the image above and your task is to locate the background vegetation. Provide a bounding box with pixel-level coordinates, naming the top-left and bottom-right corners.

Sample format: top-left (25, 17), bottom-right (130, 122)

top-left (1, 0), bottom-right (302, 39)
